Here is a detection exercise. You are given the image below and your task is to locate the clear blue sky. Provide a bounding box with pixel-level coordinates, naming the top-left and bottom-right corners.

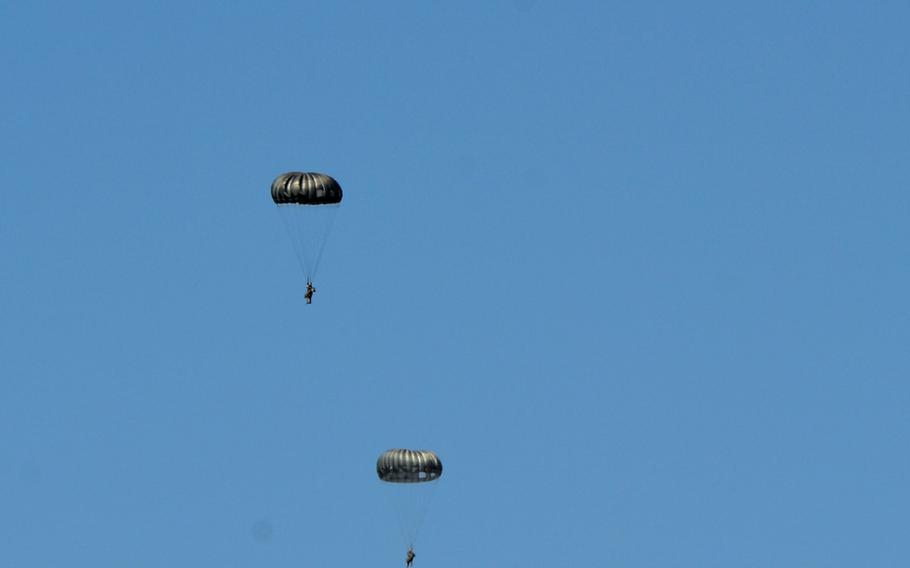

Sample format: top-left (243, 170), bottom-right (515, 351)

top-left (2, 1), bottom-right (909, 566)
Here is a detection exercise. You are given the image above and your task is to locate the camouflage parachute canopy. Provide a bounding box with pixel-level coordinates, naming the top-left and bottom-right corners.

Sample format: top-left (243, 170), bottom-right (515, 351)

top-left (377, 449), bottom-right (443, 483)
top-left (271, 172), bottom-right (343, 205)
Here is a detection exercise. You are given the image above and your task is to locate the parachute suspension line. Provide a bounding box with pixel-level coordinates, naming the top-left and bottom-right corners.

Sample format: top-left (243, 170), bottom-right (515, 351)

top-left (276, 203), bottom-right (339, 285)
top-left (388, 484), bottom-right (435, 549)
top-left (289, 205), bottom-right (313, 281)
top-left (307, 203), bottom-right (339, 280)
top-left (277, 205), bottom-right (310, 282)
top-left (394, 504), bottom-right (411, 550)
top-left (406, 481), bottom-right (438, 547)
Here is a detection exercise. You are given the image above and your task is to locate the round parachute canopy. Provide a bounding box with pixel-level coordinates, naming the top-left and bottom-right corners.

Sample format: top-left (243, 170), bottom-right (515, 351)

top-left (377, 449), bottom-right (443, 483)
top-left (271, 172), bottom-right (343, 205)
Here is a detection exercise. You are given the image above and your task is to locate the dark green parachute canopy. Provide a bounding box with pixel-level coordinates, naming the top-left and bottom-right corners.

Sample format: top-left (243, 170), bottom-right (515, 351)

top-left (377, 449), bottom-right (443, 483)
top-left (271, 172), bottom-right (343, 205)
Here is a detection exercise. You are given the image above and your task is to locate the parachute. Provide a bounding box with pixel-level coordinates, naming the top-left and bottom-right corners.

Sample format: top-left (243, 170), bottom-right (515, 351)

top-left (377, 449), bottom-right (443, 549)
top-left (271, 172), bottom-right (342, 286)
top-left (377, 449), bottom-right (443, 483)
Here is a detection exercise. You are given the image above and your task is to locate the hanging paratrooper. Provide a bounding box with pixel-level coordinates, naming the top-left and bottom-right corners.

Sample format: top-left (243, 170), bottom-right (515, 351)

top-left (377, 449), bottom-right (443, 566)
top-left (271, 172), bottom-right (343, 304)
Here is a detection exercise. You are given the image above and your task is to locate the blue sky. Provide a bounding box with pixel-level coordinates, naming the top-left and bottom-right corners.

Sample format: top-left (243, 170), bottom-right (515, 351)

top-left (1, 1), bottom-right (909, 566)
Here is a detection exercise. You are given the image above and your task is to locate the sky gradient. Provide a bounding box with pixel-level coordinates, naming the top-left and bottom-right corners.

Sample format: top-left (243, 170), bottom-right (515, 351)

top-left (2, 2), bottom-right (909, 566)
